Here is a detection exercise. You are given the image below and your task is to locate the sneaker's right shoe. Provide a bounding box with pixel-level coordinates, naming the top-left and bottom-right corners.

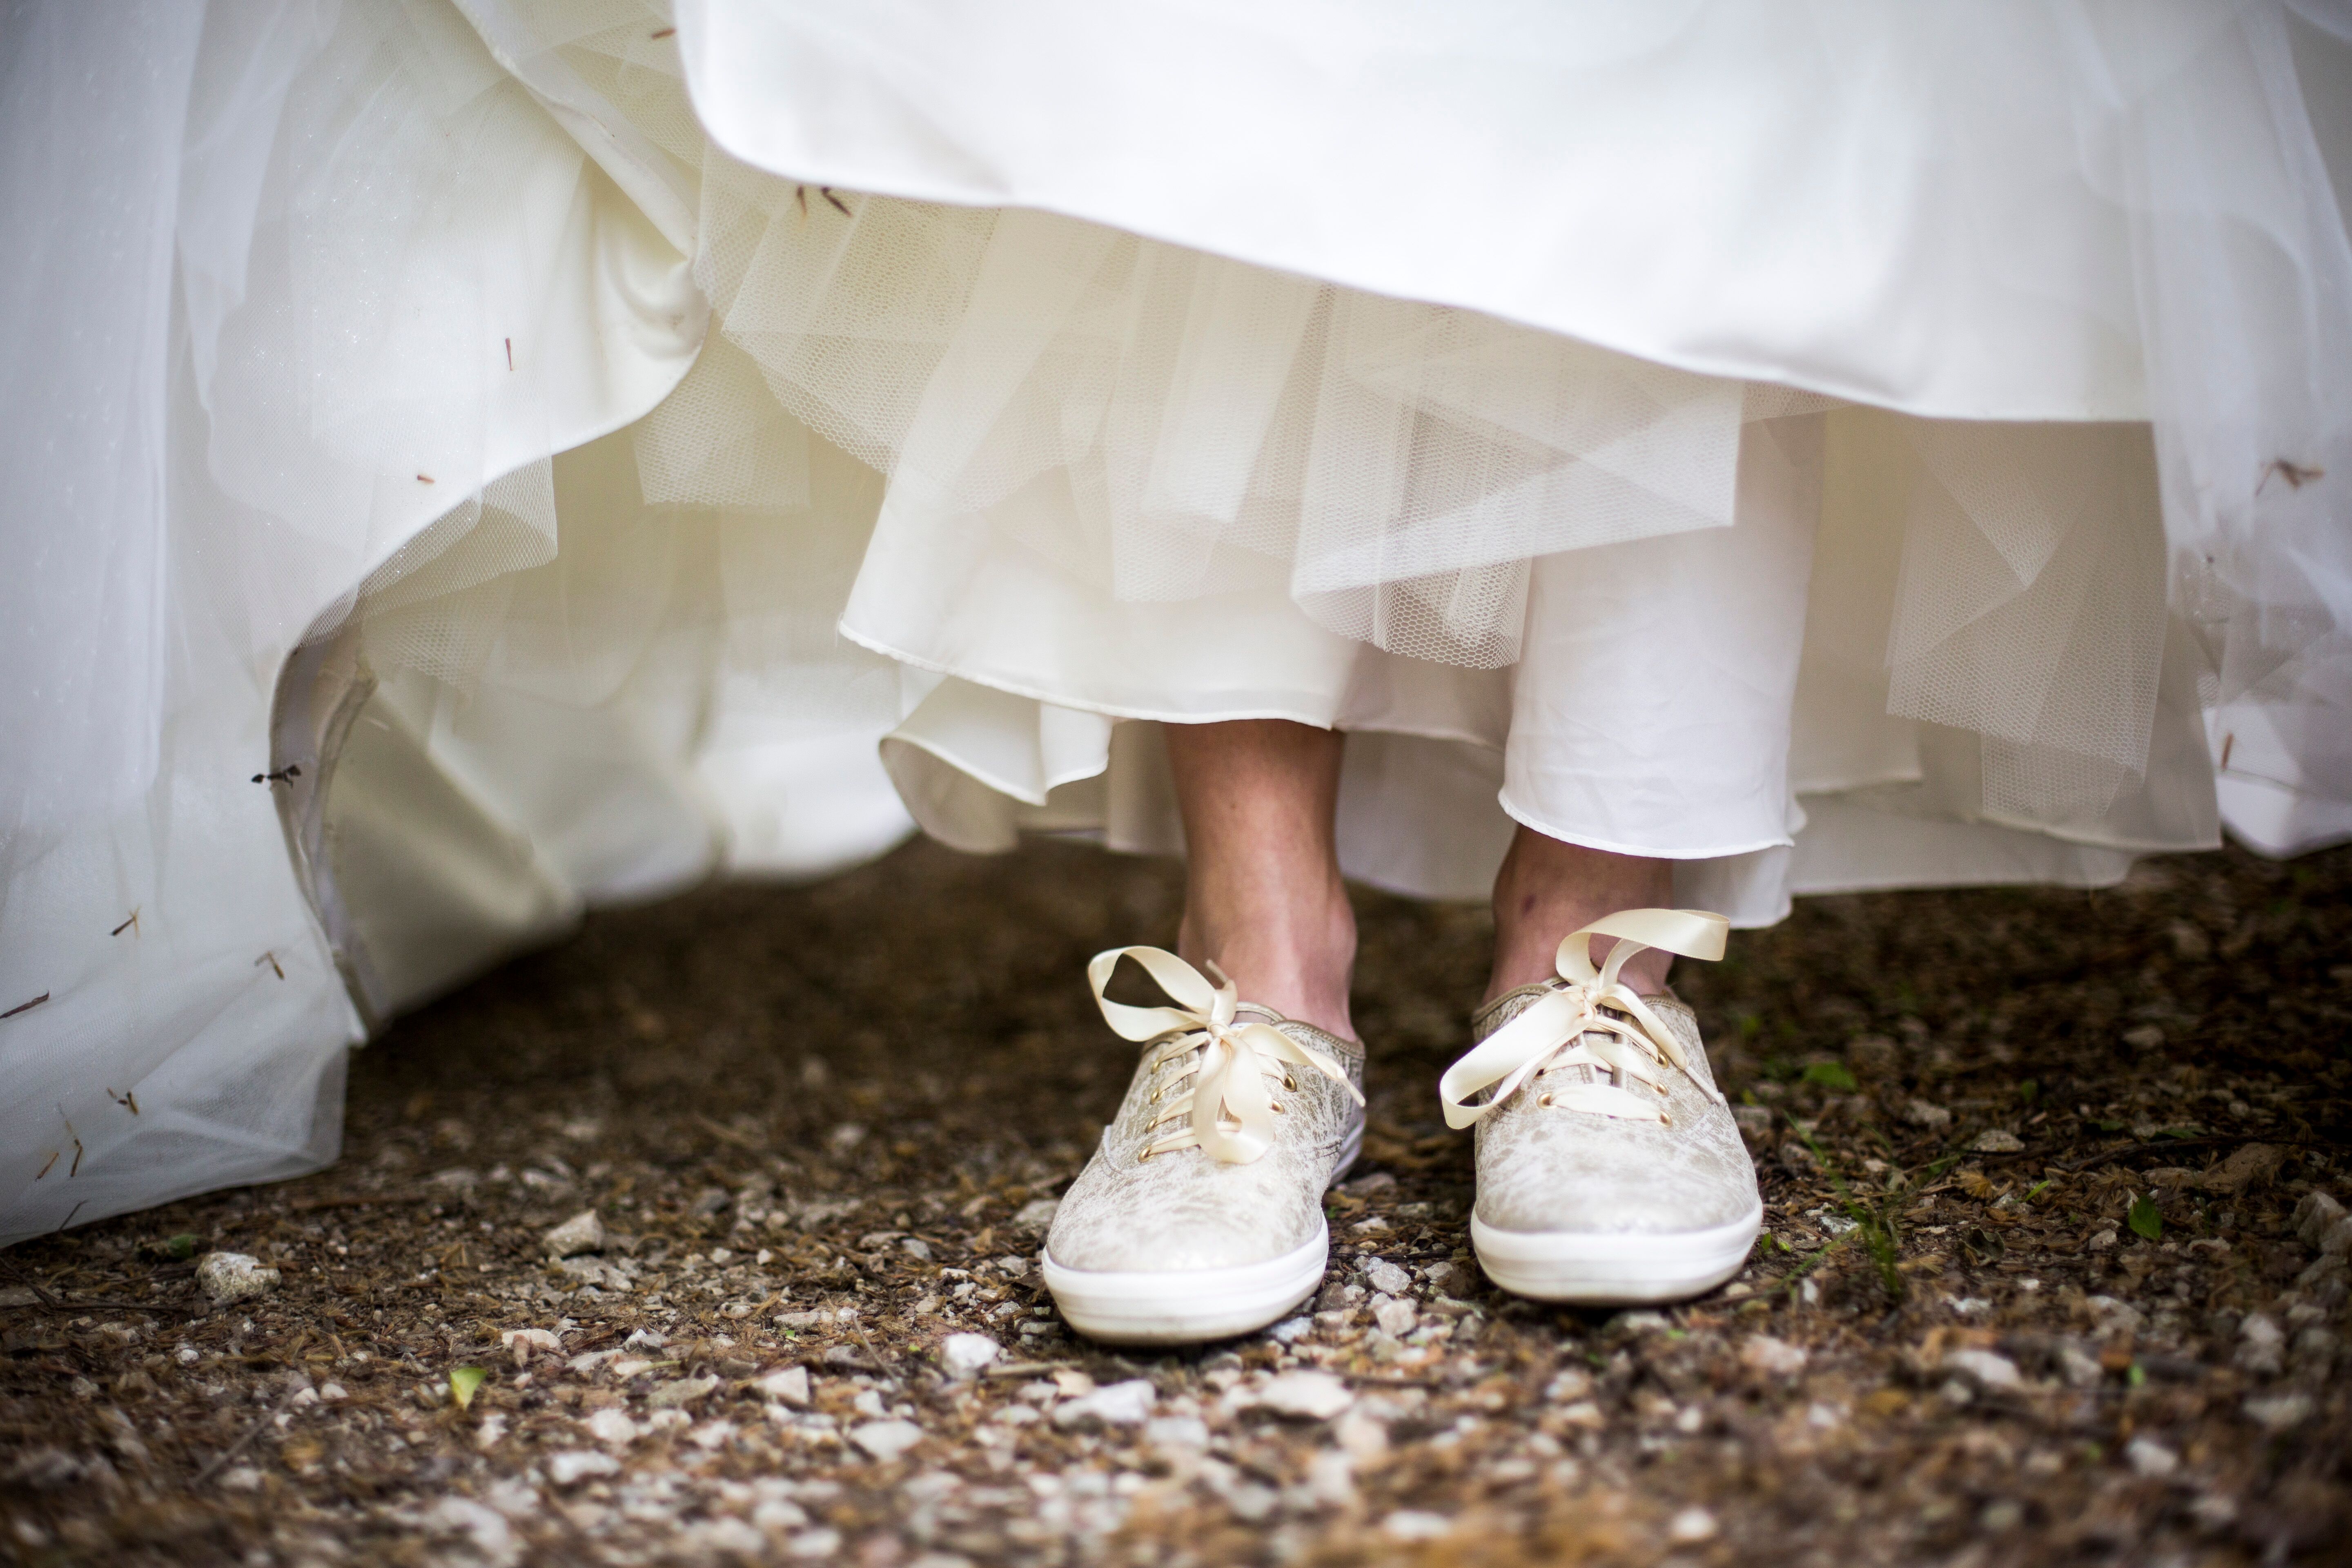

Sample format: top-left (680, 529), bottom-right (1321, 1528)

top-left (1040, 946), bottom-right (1365, 1345)
top-left (1441, 908), bottom-right (1760, 1304)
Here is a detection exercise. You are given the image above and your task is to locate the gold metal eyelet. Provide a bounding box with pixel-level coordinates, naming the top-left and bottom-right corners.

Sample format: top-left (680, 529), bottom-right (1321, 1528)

top-left (1538, 1093), bottom-right (1555, 1108)
top-left (1283, 1073), bottom-right (1298, 1091)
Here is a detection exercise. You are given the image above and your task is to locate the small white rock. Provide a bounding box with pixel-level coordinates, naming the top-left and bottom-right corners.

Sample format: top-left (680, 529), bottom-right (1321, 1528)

top-left (541, 1211), bottom-right (605, 1261)
top-left (1943, 1348), bottom-right (2024, 1393)
top-left (1668, 1506), bottom-right (1719, 1544)
top-left (690, 1518), bottom-right (764, 1557)
top-left (195, 1252), bottom-right (280, 1305)
top-left (2292, 1190), bottom-right (2345, 1247)
top-left (1244, 1370), bottom-right (1354, 1420)
top-left (2244, 1393), bottom-right (2314, 1431)
top-left (1144, 1414), bottom-right (1211, 1450)
top-left (2058, 1344), bottom-right (2105, 1389)
top-left (752, 1498), bottom-right (810, 1531)
top-left (1372, 1296), bottom-right (1419, 1338)
top-left (1741, 1336), bottom-right (1808, 1378)
top-left (546, 1450), bottom-right (619, 1486)
top-left (1904, 1100), bottom-right (1953, 1131)
top-left (2089, 1295), bottom-right (2145, 1340)
top-left (1382, 1510), bottom-right (1452, 1541)
top-left (647, 1375), bottom-right (718, 1410)
top-left (755, 1365), bottom-right (812, 1407)
top-left (2125, 1436), bottom-right (2179, 1478)
top-left (1052, 1379), bottom-right (1156, 1429)
top-left (1971, 1129), bottom-right (2026, 1154)
top-left (850, 1419), bottom-right (925, 1462)
top-left (938, 1334), bottom-right (1002, 1378)
top-left (584, 1408), bottom-right (639, 1446)
top-left (1363, 1258), bottom-right (1412, 1296)
top-left (1012, 1198), bottom-right (1060, 1232)
top-left (786, 1528), bottom-right (844, 1559)
top-left (500, 1328), bottom-right (561, 1366)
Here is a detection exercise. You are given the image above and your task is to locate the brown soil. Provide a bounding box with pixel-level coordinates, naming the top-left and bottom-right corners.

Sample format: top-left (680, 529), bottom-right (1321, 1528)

top-left (2, 838), bottom-right (2347, 1566)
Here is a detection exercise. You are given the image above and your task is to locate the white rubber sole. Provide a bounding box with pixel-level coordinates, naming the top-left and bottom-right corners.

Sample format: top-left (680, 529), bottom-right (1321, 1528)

top-left (1471, 1203), bottom-right (1762, 1305)
top-left (1041, 1120), bottom-right (1363, 1346)
top-left (1042, 1221), bottom-right (1331, 1345)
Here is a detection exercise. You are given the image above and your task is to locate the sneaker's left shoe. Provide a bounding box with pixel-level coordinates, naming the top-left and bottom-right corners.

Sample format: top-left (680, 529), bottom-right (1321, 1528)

top-left (1040, 947), bottom-right (1365, 1345)
top-left (1441, 909), bottom-right (1760, 1304)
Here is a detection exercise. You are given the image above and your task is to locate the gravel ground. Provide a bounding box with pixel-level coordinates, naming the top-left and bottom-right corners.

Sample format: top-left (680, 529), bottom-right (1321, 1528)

top-left (2, 836), bottom-right (2348, 1566)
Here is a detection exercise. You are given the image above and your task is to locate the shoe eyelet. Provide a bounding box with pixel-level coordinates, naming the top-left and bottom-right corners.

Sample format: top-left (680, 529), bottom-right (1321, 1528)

top-left (1537, 1093), bottom-right (1554, 1108)
top-left (1283, 1073), bottom-right (1298, 1091)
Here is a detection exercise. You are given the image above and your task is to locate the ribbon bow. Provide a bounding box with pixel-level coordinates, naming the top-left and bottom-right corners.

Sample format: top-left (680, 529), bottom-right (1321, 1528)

top-left (1088, 946), bottom-right (1363, 1165)
top-left (1439, 909), bottom-right (1729, 1131)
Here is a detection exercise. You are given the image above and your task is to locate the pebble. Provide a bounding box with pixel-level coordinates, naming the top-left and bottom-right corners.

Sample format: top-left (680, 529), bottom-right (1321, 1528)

top-left (756, 1365), bottom-right (812, 1406)
top-left (584, 1409), bottom-right (639, 1446)
top-left (541, 1211), bottom-right (604, 1260)
top-left (1740, 1336), bottom-right (1807, 1378)
top-left (851, 1419), bottom-right (926, 1462)
top-left (2243, 1393), bottom-right (2313, 1431)
top-left (1383, 1510), bottom-right (1452, 1541)
top-left (1052, 1379), bottom-right (1156, 1428)
top-left (1904, 1100), bottom-right (1953, 1130)
top-left (2293, 1190), bottom-right (2345, 1247)
top-left (1363, 1258), bottom-right (1412, 1296)
top-left (1144, 1414), bottom-right (1210, 1450)
top-left (2087, 1295), bottom-right (2145, 1340)
top-left (1240, 1370), bottom-right (1354, 1420)
top-left (195, 1252), bottom-right (281, 1305)
top-left (1668, 1506), bottom-right (1719, 1544)
top-left (1971, 1129), bottom-right (2026, 1153)
top-left (546, 1450), bottom-right (619, 1486)
top-left (647, 1375), bottom-right (719, 1410)
top-left (1943, 1349), bottom-right (2024, 1393)
top-left (2125, 1437), bottom-right (2179, 1477)
top-left (939, 1333), bottom-right (1002, 1377)
top-left (1013, 1198), bottom-right (1060, 1232)
top-left (1372, 1296), bottom-right (1418, 1337)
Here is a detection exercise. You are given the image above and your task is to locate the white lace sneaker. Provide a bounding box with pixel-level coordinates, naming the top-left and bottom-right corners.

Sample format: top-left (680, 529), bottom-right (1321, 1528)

top-left (1040, 947), bottom-right (1365, 1345)
top-left (1440, 909), bottom-right (1761, 1304)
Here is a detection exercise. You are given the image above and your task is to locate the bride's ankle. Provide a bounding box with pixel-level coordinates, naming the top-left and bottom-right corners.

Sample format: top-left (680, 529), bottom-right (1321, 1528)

top-left (1175, 892), bottom-right (1357, 1038)
top-left (1484, 830), bottom-right (1675, 1002)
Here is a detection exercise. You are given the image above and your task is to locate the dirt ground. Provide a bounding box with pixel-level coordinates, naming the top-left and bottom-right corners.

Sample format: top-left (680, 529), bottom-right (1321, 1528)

top-left (2, 835), bottom-right (2348, 1566)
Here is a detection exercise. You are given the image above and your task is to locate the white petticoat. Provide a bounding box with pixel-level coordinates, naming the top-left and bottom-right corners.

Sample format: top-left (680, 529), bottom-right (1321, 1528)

top-left (2, 0), bottom-right (2348, 1239)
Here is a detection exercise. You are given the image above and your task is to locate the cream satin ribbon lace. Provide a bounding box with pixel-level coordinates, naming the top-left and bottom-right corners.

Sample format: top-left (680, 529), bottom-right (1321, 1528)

top-left (1088, 946), bottom-right (1363, 1166)
top-left (1439, 909), bottom-right (1730, 1130)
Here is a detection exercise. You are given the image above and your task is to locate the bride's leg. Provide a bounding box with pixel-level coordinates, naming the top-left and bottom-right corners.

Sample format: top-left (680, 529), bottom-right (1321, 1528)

top-left (1486, 829), bottom-right (1674, 1000)
top-left (1162, 718), bottom-right (1356, 1039)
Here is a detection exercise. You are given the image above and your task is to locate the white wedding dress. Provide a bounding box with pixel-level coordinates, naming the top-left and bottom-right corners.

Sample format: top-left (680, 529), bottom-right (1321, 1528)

top-left (3, 0), bottom-right (2349, 1241)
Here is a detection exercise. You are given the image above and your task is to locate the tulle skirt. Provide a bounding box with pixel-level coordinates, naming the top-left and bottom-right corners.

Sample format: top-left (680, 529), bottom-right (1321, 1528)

top-left (2, 0), bottom-right (2348, 1237)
